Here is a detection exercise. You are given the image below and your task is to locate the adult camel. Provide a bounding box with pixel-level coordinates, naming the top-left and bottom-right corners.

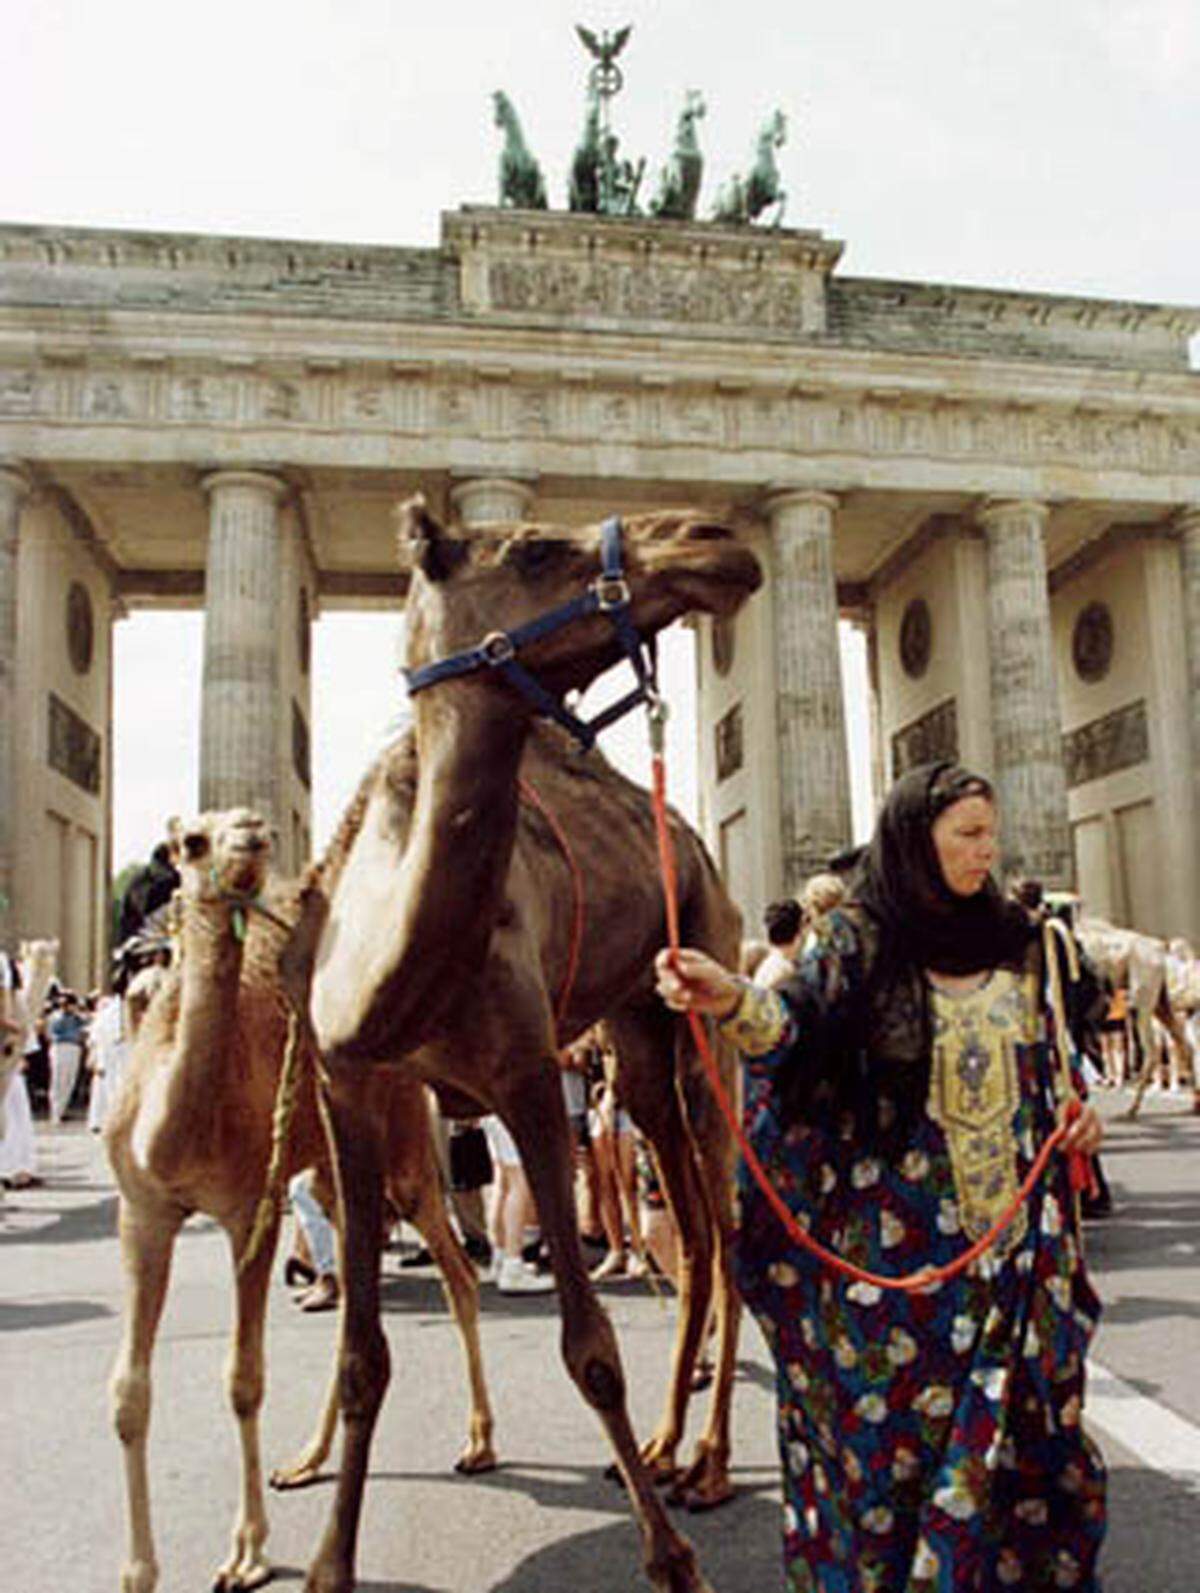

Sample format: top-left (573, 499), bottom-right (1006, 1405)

top-left (286, 500), bottom-right (762, 1593)
top-left (1076, 916), bottom-right (1199, 1116)
top-left (106, 809), bottom-right (496, 1593)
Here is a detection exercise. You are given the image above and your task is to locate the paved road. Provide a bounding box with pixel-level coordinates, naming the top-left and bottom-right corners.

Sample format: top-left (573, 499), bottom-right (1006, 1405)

top-left (1, 1090), bottom-right (1197, 1592)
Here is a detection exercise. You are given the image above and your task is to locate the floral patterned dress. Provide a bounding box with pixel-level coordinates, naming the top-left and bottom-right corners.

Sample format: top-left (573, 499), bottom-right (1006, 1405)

top-left (724, 909), bottom-right (1107, 1592)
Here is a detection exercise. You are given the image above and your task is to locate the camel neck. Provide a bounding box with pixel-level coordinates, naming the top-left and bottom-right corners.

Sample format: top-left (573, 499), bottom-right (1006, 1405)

top-left (313, 685), bottom-right (531, 1058)
top-left (139, 902), bottom-right (245, 1178)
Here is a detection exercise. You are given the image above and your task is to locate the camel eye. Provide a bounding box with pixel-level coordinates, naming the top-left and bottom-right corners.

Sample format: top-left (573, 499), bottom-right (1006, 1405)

top-left (508, 537), bottom-right (566, 578)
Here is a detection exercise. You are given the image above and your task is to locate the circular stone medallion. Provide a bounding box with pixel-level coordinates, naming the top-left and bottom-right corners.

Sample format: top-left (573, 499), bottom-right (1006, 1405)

top-left (1072, 601), bottom-right (1113, 683)
top-left (899, 597), bottom-right (932, 679)
top-left (66, 581), bottom-right (94, 676)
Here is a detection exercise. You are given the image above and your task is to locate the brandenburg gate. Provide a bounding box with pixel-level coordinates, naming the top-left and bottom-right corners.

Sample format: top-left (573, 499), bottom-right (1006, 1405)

top-left (2, 206), bottom-right (1199, 986)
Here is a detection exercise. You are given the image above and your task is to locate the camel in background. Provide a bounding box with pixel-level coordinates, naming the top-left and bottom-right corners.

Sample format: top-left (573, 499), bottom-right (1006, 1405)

top-left (1076, 916), bottom-right (1199, 1117)
top-left (106, 809), bottom-right (495, 1593)
top-left (286, 501), bottom-right (762, 1593)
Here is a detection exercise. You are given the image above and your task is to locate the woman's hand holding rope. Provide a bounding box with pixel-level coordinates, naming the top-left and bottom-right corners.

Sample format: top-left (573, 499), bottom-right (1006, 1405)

top-left (654, 947), bottom-right (742, 1020)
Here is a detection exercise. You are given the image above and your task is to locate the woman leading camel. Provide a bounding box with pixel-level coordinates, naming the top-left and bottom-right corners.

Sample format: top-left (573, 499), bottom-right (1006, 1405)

top-left (656, 762), bottom-right (1107, 1592)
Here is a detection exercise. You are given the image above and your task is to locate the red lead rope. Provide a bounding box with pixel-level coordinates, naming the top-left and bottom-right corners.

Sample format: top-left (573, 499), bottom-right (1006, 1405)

top-left (649, 750), bottom-right (1079, 1293)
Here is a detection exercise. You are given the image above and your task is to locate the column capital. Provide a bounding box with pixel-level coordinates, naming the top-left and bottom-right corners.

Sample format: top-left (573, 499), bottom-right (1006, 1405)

top-left (762, 487), bottom-right (840, 520)
top-left (976, 497), bottom-right (1049, 531)
top-left (449, 476), bottom-right (537, 526)
top-left (1172, 504), bottom-right (1200, 538)
top-left (201, 469), bottom-right (289, 503)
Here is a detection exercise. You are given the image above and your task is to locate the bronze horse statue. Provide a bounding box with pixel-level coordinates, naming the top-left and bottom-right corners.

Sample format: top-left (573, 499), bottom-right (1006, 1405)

top-left (650, 91), bottom-right (706, 221)
top-left (711, 108), bottom-right (787, 226)
top-left (493, 90), bottom-right (548, 210)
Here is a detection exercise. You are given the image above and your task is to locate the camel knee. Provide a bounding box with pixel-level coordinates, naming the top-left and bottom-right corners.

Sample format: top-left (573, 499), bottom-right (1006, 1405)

top-left (227, 1366), bottom-right (264, 1422)
top-left (111, 1368), bottom-right (151, 1446)
top-left (338, 1340), bottom-right (390, 1422)
top-left (564, 1314), bottom-right (626, 1414)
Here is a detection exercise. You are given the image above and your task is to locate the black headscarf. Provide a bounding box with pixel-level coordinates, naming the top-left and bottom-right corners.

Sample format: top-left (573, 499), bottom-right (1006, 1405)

top-left (854, 761), bottom-right (1035, 981)
top-left (775, 761), bottom-right (1036, 1146)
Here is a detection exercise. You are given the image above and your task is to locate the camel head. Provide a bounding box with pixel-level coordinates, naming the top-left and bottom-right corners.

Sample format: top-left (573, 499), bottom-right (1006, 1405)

top-left (398, 496), bottom-right (762, 703)
top-left (175, 809), bottom-right (272, 909)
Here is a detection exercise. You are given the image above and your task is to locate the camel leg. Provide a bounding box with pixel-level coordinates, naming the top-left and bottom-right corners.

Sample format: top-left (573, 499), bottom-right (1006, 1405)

top-left (110, 1200), bottom-right (181, 1593)
top-left (501, 1060), bottom-right (713, 1593)
top-left (271, 1359), bottom-right (340, 1490)
top-left (606, 1004), bottom-right (716, 1491)
top-left (303, 1069), bottom-right (390, 1593)
top-left (671, 1021), bottom-right (741, 1512)
top-left (1126, 1005), bottom-right (1156, 1119)
top-left (1155, 992), bottom-right (1200, 1114)
top-left (407, 1166), bottom-right (498, 1474)
top-left (213, 1219), bottom-right (278, 1591)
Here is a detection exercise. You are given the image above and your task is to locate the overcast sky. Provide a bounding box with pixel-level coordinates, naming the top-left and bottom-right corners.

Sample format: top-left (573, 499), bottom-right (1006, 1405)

top-left (9, 0), bottom-right (1198, 867)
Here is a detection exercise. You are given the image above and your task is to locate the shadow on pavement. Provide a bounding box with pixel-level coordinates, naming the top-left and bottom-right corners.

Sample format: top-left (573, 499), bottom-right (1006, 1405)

top-left (0, 1298), bottom-right (114, 1331)
top-left (1102, 1463), bottom-right (1200, 1593)
top-left (486, 1494), bottom-right (782, 1593)
top-left (0, 1191), bottom-right (117, 1246)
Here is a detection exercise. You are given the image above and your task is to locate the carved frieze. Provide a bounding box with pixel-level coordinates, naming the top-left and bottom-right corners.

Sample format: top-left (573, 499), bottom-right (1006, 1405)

top-left (47, 692), bottom-right (101, 795)
top-left (487, 257), bottom-right (811, 333)
top-left (891, 698), bottom-right (958, 779)
top-left (3, 353), bottom-right (1199, 480)
top-left (1062, 699), bottom-right (1147, 789)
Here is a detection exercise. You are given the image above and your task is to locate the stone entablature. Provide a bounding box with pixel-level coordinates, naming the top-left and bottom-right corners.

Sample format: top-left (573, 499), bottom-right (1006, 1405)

top-left (3, 212), bottom-right (1197, 370)
top-left (1, 339), bottom-right (1198, 499)
top-left (0, 224), bottom-right (456, 321)
top-left (831, 277), bottom-right (1199, 374)
top-left (445, 208), bottom-right (844, 337)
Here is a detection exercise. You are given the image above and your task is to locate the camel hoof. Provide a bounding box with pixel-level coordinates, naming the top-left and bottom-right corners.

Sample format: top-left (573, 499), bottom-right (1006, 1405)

top-left (454, 1445), bottom-right (499, 1475)
top-left (213, 1568), bottom-right (273, 1592)
top-left (680, 1478), bottom-right (735, 1513)
top-left (269, 1460), bottom-right (323, 1491)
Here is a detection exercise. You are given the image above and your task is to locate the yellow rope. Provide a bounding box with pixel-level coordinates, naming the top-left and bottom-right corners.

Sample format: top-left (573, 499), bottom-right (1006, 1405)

top-left (238, 1003), bottom-right (304, 1275)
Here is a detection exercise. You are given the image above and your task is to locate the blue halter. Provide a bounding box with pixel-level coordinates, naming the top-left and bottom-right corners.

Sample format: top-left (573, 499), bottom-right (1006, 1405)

top-left (403, 517), bottom-right (659, 752)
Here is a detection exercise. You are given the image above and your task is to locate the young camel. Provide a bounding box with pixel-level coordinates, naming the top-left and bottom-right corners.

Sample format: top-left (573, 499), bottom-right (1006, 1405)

top-left (105, 808), bottom-right (496, 1593)
top-left (286, 501), bottom-right (762, 1593)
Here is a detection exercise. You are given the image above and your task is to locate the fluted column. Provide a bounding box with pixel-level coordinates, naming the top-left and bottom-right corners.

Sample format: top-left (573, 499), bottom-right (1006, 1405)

top-left (0, 466), bottom-right (31, 945)
top-left (199, 471), bottom-right (287, 824)
top-left (450, 476), bottom-right (536, 528)
top-left (767, 489), bottom-right (852, 891)
top-left (978, 498), bottom-right (1071, 886)
top-left (1179, 507), bottom-right (1200, 818)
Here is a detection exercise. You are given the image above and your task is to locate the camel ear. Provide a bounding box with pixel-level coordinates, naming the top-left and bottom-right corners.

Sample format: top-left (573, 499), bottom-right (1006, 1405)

top-left (396, 494), bottom-right (466, 583)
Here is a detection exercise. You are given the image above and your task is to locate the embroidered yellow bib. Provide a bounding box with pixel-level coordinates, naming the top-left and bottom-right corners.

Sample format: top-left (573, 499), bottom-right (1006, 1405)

top-left (927, 968), bottom-right (1038, 1258)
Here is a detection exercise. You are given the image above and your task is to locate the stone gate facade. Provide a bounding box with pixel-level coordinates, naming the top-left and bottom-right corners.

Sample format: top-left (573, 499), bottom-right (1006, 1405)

top-left (1, 207), bottom-right (1198, 985)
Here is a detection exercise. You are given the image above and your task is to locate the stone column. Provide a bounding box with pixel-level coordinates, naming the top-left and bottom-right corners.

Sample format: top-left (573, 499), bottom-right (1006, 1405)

top-left (1179, 507), bottom-right (1200, 816)
top-left (0, 466), bottom-right (32, 946)
top-left (199, 471), bottom-right (288, 825)
top-left (977, 498), bottom-right (1071, 886)
top-left (449, 476), bottom-right (536, 528)
top-left (766, 489), bottom-right (852, 892)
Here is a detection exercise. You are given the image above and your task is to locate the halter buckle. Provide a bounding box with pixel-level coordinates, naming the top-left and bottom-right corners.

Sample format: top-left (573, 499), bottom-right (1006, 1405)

top-left (591, 574), bottom-right (631, 611)
top-left (480, 631), bottom-right (517, 666)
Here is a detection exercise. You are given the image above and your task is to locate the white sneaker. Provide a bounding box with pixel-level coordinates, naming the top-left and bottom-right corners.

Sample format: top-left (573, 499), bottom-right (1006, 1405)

top-left (496, 1255), bottom-right (554, 1294)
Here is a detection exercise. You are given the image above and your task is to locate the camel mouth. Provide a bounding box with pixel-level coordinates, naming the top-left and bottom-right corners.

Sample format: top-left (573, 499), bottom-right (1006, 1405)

top-left (661, 542), bottom-right (763, 617)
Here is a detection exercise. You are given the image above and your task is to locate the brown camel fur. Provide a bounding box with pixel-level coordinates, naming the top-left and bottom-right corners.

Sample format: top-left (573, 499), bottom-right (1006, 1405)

top-left (105, 808), bottom-right (496, 1593)
top-left (284, 501), bottom-right (762, 1593)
